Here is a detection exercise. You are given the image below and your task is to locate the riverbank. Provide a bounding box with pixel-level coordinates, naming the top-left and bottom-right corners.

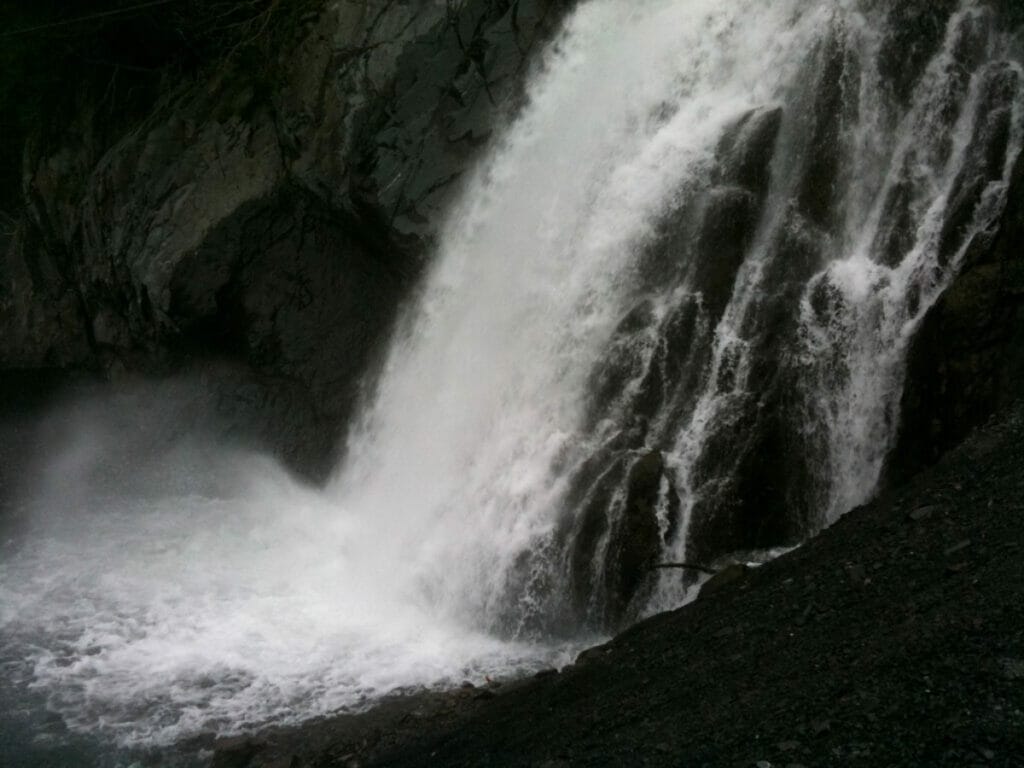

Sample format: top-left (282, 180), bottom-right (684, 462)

top-left (217, 404), bottom-right (1024, 768)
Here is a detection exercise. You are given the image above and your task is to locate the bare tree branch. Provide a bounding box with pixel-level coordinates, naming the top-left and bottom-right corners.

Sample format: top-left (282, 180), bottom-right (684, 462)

top-left (650, 562), bottom-right (717, 576)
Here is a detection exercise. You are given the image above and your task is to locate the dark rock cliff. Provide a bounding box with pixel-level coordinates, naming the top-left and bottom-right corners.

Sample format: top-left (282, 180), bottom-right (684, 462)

top-left (0, 0), bottom-right (567, 476)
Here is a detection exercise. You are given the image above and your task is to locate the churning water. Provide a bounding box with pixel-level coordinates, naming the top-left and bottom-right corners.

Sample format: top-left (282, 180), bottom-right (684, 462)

top-left (1, 0), bottom-right (1021, 754)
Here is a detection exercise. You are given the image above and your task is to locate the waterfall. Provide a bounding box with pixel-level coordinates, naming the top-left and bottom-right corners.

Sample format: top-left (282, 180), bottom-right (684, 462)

top-left (332, 0), bottom-right (1023, 628)
top-left (1, 0), bottom-right (1021, 750)
top-left (331, 0), bottom-right (836, 635)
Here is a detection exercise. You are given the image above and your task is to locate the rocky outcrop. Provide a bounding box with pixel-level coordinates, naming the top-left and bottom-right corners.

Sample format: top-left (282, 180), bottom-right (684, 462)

top-left (889, 49), bottom-right (1024, 479)
top-left (0, 0), bottom-right (566, 476)
top-left (892, 145), bottom-right (1024, 480)
top-left (565, 448), bottom-right (681, 630)
top-left (604, 450), bottom-right (681, 626)
top-left (0, 223), bottom-right (93, 369)
top-left (559, 2), bottom-right (1023, 626)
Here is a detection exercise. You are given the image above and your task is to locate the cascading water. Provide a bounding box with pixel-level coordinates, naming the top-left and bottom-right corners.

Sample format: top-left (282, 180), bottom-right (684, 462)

top-left (329, 0), bottom-right (844, 636)
top-left (0, 0), bottom-right (1021, 754)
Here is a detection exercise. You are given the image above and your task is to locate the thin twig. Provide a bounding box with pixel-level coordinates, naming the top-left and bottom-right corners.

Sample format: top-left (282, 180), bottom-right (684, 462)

top-left (651, 562), bottom-right (718, 576)
top-left (0, 0), bottom-right (183, 38)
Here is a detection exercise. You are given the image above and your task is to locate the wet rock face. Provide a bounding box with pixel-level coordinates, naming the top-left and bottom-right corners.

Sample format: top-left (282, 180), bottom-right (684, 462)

top-left (165, 188), bottom-right (410, 475)
top-left (557, 3), bottom-right (1024, 628)
top-left (566, 449), bottom-right (680, 630)
top-left (892, 148), bottom-right (1024, 481)
top-left (876, 0), bottom-right (960, 105)
top-left (605, 451), bottom-right (681, 626)
top-left (1, 0), bottom-right (566, 476)
top-left (562, 102), bottom-right (788, 628)
top-left (0, 223), bottom-right (92, 370)
top-left (887, 51), bottom-right (1024, 481)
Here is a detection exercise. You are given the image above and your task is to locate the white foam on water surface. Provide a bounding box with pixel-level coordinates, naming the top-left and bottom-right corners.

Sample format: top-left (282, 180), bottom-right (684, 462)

top-left (0, 412), bottom-right (583, 746)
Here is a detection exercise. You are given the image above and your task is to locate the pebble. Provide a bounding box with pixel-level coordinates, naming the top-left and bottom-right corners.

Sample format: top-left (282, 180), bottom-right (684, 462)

top-left (908, 505), bottom-right (939, 521)
top-left (1000, 658), bottom-right (1024, 680)
top-left (845, 564), bottom-right (867, 584)
top-left (945, 540), bottom-right (971, 556)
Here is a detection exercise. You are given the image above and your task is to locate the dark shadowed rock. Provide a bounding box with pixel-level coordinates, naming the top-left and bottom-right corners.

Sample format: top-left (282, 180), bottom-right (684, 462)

top-left (936, 62), bottom-right (1021, 266)
top-left (891, 133), bottom-right (1024, 481)
top-left (717, 106), bottom-right (783, 199)
top-left (876, 0), bottom-right (960, 105)
top-left (0, 0), bottom-right (567, 478)
top-left (690, 187), bottom-right (761, 323)
top-left (793, 28), bottom-right (859, 232)
top-left (604, 450), bottom-right (681, 627)
top-left (699, 563), bottom-right (750, 598)
top-left (212, 736), bottom-right (265, 768)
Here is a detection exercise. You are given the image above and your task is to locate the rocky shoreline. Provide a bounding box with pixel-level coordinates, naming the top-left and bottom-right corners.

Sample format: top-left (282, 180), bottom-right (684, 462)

top-left (212, 405), bottom-right (1024, 768)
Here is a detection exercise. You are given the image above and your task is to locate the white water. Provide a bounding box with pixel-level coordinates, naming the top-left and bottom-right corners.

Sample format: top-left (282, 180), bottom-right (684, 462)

top-left (1, 0), bottom-right (1020, 750)
top-left (0, 388), bottom-right (584, 747)
top-left (648, 2), bottom-right (1023, 613)
top-left (330, 0), bottom-right (827, 633)
top-left (801, 8), bottom-right (1024, 522)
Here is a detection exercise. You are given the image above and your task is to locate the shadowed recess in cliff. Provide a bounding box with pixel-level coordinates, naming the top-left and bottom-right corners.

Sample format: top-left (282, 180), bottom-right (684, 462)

top-left (1, 0), bottom-right (1022, 753)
